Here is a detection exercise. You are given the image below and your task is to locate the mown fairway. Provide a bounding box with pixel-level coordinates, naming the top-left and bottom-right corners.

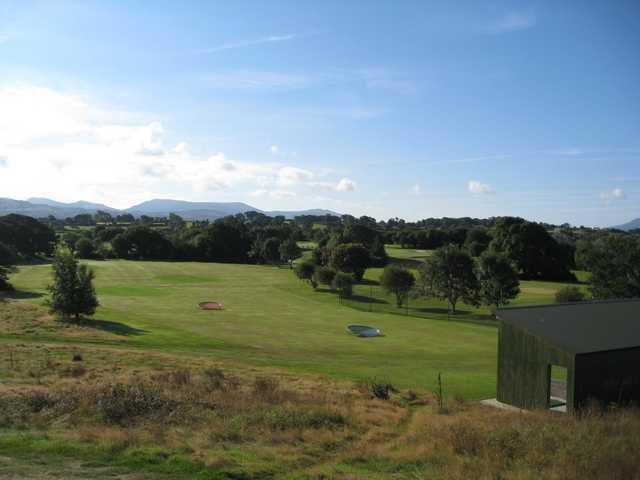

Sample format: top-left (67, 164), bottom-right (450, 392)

top-left (4, 255), bottom-right (584, 399)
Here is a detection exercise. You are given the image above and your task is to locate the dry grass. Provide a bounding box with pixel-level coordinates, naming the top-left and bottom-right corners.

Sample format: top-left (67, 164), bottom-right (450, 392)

top-left (0, 342), bottom-right (638, 479)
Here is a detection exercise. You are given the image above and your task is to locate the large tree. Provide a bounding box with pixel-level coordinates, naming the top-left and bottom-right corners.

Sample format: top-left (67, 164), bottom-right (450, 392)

top-left (380, 265), bottom-right (415, 307)
top-left (0, 214), bottom-right (56, 257)
top-left (577, 234), bottom-right (640, 299)
top-left (295, 261), bottom-right (317, 289)
top-left (47, 249), bottom-right (99, 321)
top-left (329, 243), bottom-right (371, 281)
top-left (490, 217), bottom-right (575, 281)
top-left (418, 245), bottom-right (480, 313)
top-left (279, 238), bottom-right (302, 269)
top-left (477, 251), bottom-right (520, 308)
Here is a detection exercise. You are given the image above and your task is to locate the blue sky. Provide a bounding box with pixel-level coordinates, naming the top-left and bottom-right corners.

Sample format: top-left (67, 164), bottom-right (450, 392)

top-left (0, 1), bottom-right (638, 226)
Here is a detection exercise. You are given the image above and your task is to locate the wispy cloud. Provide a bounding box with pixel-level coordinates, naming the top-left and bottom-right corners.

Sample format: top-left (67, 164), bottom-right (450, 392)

top-left (200, 34), bottom-right (296, 54)
top-left (484, 12), bottom-right (537, 34)
top-left (201, 70), bottom-right (310, 90)
top-left (600, 188), bottom-right (626, 203)
top-left (468, 180), bottom-right (495, 194)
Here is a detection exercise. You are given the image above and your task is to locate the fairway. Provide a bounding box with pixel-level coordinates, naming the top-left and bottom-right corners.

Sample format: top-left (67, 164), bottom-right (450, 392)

top-left (6, 259), bottom-right (500, 399)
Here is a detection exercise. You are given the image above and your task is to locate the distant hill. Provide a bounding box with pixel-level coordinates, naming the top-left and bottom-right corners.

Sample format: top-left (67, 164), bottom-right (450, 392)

top-left (611, 218), bottom-right (640, 231)
top-left (28, 197), bottom-right (119, 213)
top-left (0, 197), bottom-right (340, 221)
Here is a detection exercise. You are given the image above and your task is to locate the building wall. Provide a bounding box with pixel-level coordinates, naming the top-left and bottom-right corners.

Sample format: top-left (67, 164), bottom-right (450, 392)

top-left (574, 347), bottom-right (640, 408)
top-left (497, 321), bottom-right (575, 410)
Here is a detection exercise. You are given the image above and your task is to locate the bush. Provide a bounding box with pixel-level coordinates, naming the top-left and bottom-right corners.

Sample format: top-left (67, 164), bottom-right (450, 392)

top-left (314, 266), bottom-right (336, 289)
top-left (363, 377), bottom-right (396, 400)
top-left (555, 285), bottom-right (585, 303)
top-left (295, 261), bottom-right (317, 289)
top-left (95, 382), bottom-right (167, 424)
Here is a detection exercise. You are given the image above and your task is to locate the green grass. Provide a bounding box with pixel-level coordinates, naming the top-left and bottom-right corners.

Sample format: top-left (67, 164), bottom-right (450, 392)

top-left (4, 247), bottom-right (585, 400)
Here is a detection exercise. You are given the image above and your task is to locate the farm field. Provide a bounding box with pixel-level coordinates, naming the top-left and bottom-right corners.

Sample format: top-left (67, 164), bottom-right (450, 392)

top-left (3, 248), bottom-right (584, 399)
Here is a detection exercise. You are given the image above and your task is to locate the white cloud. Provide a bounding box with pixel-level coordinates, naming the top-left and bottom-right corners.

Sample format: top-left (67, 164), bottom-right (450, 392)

top-left (200, 34), bottom-right (296, 54)
top-left (269, 145), bottom-right (280, 154)
top-left (468, 180), bottom-right (495, 194)
top-left (336, 178), bottom-right (356, 192)
top-left (173, 142), bottom-right (188, 154)
top-left (486, 12), bottom-right (536, 34)
top-left (409, 184), bottom-right (422, 196)
top-left (0, 85), bottom-right (357, 207)
top-left (277, 166), bottom-right (314, 186)
top-left (600, 188), bottom-right (626, 202)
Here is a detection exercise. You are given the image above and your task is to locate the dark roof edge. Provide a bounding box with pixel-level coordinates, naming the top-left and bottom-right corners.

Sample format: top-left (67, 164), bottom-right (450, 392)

top-left (495, 298), bottom-right (640, 315)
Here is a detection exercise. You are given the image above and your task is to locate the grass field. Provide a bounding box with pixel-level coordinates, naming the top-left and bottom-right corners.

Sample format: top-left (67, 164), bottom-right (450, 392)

top-left (2, 252), bottom-right (636, 479)
top-left (2, 247), bottom-right (585, 399)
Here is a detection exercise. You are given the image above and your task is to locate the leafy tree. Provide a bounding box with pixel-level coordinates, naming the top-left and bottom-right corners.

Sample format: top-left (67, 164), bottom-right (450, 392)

top-left (380, 265), bottom-right (415, 307)
top-left (0, 214), bottom-right (56, 257)
top-left (576, 234), bottom-right (640, 299)
top-left (261, 237), bottom-right (282, 265)
top-left (279, 238), bottom-right (302, 268)
top-left (418, 245), bottom-right (480, 313)
top-left (194, 219), bottom-right (251, 263)
top-left (115, 213), bottom-right (135, 223)
top-left (0, 242), bottom-right (17, 291)
top-left (332, 272), bottom-right (354, 299)
top-left (370, 236), bottom-right (389, 267)
top-left (72, 213), bottom-right (95, 227)
top-left (111, 226), bottom-right (174, 260)
top-left (555, 286), bottom-right (585, 303)
top-left (490, 217), bottom-right (575, 281)
top-left (465, 226), bottom-right (492, 257)
top-left (168, 213), bottom-right (186, 230)
top-left (329, 243), bottom-right (371, 281)
top-left (477, 252), bottom-right (520, 308)
top-left (295, 261), bottom-right (317, 289)
top-left (314, 266), bottom-right (336, 289)
top-left (47, 249), bottom-right (98, 321)
top-left (94, 210), bottom-right (114, 224)
top-left (75, 237), bottom-right (96, 259)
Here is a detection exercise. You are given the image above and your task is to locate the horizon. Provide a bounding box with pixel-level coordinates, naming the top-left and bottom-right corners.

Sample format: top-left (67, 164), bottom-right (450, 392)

top-left (1, 1), bottom-right (639, 227)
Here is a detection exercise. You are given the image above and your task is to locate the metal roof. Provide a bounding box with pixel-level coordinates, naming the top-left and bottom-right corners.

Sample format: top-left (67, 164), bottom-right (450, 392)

top-left (495, 299), bottom-right (640, 354)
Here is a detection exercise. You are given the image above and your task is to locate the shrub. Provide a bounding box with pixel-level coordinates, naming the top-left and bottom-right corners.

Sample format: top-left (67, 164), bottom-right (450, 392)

top-left (203, 368), bottom-right (226, 391)
top-left (363, 377), bottom-right (396, 400)
top-left (314, 266), bottom-right (336, 289)
top-left (555, 285), bottom-right (585, 303)
top-left (95, 382), bottom-right (167, 424)
top-left (295, 261), bottom-right (317, 289)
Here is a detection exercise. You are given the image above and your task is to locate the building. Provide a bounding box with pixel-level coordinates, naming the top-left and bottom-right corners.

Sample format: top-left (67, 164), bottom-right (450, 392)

top-left (494, 299), bottom-right (640, 413)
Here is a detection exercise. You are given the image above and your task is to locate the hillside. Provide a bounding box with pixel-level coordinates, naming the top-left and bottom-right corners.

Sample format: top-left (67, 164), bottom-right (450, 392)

top-left (613, 218), bottom-right (640, 231)
top-left (0, 197), bottom-right (340, 220)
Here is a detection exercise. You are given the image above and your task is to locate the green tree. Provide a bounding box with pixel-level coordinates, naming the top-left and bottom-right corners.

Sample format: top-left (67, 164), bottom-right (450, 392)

top-left (279, 238), bottom-right (302, 269)
top-left (380, 265), bottom-right (415, 307)
top-left (576, 234), bottom-right (640, 299)
top-left (332, 272), bottom-right (354, 299)
top-left (295, 261), bottom-right (317, 289)
top-left (329, 243), bottom-right (371, 281)
top-left (490, 217), bottom-right (575, 281)
top-left (261, 237), bottom-right (282, 265)
top-left (477, 252), bottom-right (520, 308)
top-left (94, 210), bottom-right (114, 224)
top-left (314, 266), bottom-right (336, 289)
top-left (47, 249), bottom-right (99, 321)
top-left (75, 237), bottom-right (96, 259)
top-left (168, 213), bottom-right (186, 230)
top-left (418, 245), bottom-right (480, 313)
top-left (369, 236), bottom-right (389, 267)
top-left (0, 242), bottom-right (17, 291)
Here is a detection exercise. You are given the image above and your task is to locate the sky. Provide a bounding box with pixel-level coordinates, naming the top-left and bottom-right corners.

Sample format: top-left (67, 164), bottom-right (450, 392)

top-left (0, 1), bottom-right (639, 226)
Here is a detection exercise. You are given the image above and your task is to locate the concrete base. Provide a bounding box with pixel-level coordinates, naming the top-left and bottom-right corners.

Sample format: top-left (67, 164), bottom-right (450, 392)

top-left (480, 398), bottom-right (528, 412)
top-left (480, 398), bottom-right (567, 413)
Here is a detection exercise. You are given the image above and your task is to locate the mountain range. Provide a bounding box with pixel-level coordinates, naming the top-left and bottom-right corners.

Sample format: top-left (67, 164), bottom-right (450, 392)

top-left (612, 218), bottom-right (640, 231)
top-left (0, 197), bottom-right (339, 221)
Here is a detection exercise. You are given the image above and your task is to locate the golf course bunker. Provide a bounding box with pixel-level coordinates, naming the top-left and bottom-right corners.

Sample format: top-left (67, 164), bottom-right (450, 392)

top-left (347, 324), bottom-right (381, 337)
top-left (199, 301), bottom-right (223, 311)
